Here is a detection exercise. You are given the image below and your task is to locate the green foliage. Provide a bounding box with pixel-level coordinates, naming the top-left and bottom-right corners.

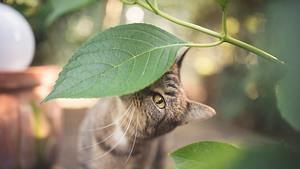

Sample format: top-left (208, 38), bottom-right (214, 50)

top-left (44, 0), bottom-right (284, 101)
top-left (230, 144), bottom-right (300, 169)
top-left (171, 141), bottom-right (300, 169)
top-left (46, 0), bottom-right (98, 25)
top-left (278, 69), bottom-right (300, 131)
top-left (264, 0), bottom-right (300, 131)
top-left (44, 23), bottom-right (185, 101)
top-left (216, 0), bottom-right (230, 11)
top-left (170, 141), bottom-right (241, 169)
top-left (8, 0), bottom-right (99, 38)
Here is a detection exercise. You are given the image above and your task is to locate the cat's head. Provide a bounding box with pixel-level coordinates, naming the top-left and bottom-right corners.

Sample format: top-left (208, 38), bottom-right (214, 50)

top-left (121, 48), bottom-right (216, 139)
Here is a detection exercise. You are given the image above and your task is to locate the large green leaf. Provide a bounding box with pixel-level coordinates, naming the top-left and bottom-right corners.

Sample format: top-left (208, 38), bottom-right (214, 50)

top-left (170, 141), bottom-right (241, 169)
top-left (44, 23), bottom-right (186, 101)
top-left (46, 0), bottom-right (98, 25)
top-left (264, 1), bottom-right (300, 131)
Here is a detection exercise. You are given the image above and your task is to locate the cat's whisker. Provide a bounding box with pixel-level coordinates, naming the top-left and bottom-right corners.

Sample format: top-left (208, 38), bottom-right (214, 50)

top-left (89, 106), bottom-right (136, 162)
top-left (136, 114), bottom-right (142, 130)
top-left (81, 103), bottom-right (133, 132)
top-left (79, 108), bottom-right (132, 151)
top-left (124, 115), bottom-right (138, 165)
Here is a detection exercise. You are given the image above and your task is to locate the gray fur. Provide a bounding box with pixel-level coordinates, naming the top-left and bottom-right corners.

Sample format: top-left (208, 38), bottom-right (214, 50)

top-left (78, 48), bottom-right (216, 169)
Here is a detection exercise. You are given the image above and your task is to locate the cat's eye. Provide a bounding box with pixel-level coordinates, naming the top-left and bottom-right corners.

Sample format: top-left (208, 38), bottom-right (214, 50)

top-left (152, 94), bottom-right (166, 109)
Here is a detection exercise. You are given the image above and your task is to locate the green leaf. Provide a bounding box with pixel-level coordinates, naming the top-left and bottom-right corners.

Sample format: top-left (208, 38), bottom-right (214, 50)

top-left (263, 1), bottom-right (300, 131)
top-left (278, 68), bottom-right (300, 131)
top-left (216, 0), bottom-right (230, 11)
top-left (171, 141), bottom-right (300, 169)
top-left (229, 144), bottom-right (300, 169)
top-left (46, 0), bottom-right (97, 25)
top-left (44, 23), bottom-right (186, 101)
top-left (170, 141), bottom-right (241, 169)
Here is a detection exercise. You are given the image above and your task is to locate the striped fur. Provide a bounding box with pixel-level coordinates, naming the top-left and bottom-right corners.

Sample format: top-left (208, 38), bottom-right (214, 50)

top-left (78, 48), bottom-right (216, 169)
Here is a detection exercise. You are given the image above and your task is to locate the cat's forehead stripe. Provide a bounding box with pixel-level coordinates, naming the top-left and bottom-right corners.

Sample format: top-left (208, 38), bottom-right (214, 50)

top-left (164, 72), bottom-right (180, 90)
top-left (164, 72), bottom-right (179, 83)
top-left (166, 83), bottom-right (178, 89)
top-left (164, 91), bottom-right (177, 97)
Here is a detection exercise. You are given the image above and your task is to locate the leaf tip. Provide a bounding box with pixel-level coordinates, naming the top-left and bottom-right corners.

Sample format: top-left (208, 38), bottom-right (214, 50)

top-left (42, 92), bottom-right (56, 103)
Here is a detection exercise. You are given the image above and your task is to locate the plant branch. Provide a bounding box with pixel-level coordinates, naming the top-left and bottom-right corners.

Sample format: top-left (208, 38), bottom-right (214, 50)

top-left (136, 0), bottom-right (221, 38)
top-left (224, 36), bottom-right (283, 64)
top-left (153, 0), bottom-right (158, 8)
top-left (145, 0), bottom-right (159, 14)
top-left (221, 7), bottom-right (228, 36)
top-left (185, 40), bottom-right (224, 48)
top-left (124, 0), bottom-right (284, 64)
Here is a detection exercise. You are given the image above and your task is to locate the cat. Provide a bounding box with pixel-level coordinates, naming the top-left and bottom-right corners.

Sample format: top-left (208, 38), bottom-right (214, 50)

top-left (78, 48), bottom-right (216, 169)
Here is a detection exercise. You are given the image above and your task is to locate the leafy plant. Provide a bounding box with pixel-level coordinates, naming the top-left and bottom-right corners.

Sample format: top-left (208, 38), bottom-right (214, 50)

top-left (171, 141), bottom-right (241, 169)
top-left (171, 141), bottom-right (300, 169)
top-left (46, 0), bottom-right (98, 25)
top-left (6, 0), bottom-right (99, 33)
top-left (42, 0), bottom-right (298, 168)
top-left (44, 23), bottom-right (186, 100)
top-left (44, 0), bottom-right (283, 101)
top-left (264, 1), bottom-right (300, 132)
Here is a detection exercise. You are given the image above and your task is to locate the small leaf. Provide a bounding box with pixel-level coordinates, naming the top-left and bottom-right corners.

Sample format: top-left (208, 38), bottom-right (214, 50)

top-left (171, 141), bottom-right (300, 169)
top-left (44, 23), bottom-right (186, 101)
top-left (46, 0), bottom-right (97, 25)
top-left (217, 0), bottom-right (230, 11)
top-left (170, 141), bottom-right (241, 169)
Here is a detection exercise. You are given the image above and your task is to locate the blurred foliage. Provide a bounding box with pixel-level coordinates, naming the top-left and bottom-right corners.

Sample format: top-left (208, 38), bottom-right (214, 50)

top-left (191, 0), bottom-right (300, 140)
top-left (263, 0), bottom-right (300, 132)
top-left (4, 0), bottom-right (98, 33)
top-left (171, 141), bottom-right (240, 169)
top-left (46, 0), bottom-right (98, 25)
top-left (4, 0), bottom-right (105, 65)
top-left (216, 0), bottom-right (230, 11)
top-left (231, 143), bottom-right (300, 169)
top-left (172, 141), bottom-right (300, 169)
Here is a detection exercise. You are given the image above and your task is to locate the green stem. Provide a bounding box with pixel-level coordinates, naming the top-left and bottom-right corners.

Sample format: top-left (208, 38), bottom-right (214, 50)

top-left (153, 0), bottom-right (158, 8)
top-left (224, 36), bottom-right (284, 64)
top-left (222, 8), bottom-right (228, 36)
top-left (185, 40), bottom-right (224, 48)
top-left (145, 0), bottom-right (159, 14)
top-left (130, 0), bottom-right (284, 64)
top-left (137, 0), bottom-right (221, 38)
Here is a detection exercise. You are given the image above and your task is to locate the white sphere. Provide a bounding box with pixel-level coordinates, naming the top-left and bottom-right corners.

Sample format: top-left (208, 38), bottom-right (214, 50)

top-left (0, 3), bottom-right (35, 71)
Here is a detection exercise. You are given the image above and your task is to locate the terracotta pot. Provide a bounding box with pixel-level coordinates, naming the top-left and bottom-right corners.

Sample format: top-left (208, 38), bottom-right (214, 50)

top-left (0, 66), bottom-right (62, 169)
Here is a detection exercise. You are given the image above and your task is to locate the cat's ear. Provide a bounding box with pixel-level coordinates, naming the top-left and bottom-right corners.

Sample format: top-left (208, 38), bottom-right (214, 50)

top-left (184, 100), bottom-right (216, 123)
top-left (175, 47), bottom-right (190, 68)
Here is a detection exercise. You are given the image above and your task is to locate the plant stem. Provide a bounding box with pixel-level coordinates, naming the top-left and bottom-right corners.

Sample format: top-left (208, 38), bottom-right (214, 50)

top-left (137, 0), bottom-right (221, 38)
top-left (222, 8), bottom-right (228, 36)
top-left (185, 40), bottom-right (224, 48)
top-left (130, 0), bottom-right (284, 64)
top-left (224, 36), bottom-right (283, 63)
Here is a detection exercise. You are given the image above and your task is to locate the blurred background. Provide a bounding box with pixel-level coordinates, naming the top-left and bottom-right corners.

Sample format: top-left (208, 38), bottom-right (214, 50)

top-left (0, 0), bottom-right (300, 169)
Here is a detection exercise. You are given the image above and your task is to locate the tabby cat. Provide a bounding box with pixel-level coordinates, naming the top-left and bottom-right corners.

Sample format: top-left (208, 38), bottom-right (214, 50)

top-left (78, 48), bottom-right (216, 169)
